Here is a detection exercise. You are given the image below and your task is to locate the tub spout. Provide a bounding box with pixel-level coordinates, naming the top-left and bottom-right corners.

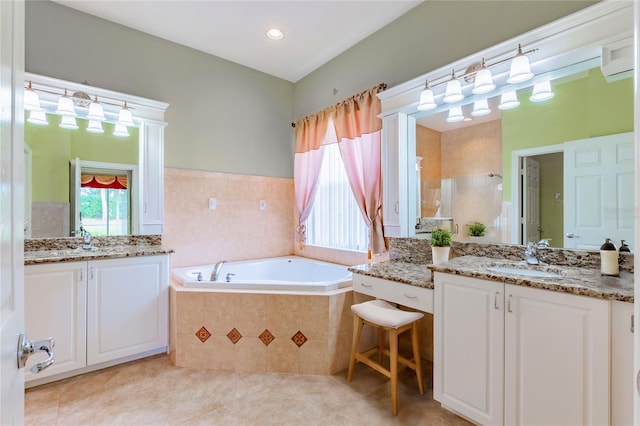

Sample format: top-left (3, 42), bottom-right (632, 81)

top-left (211, 260), bottom-right (226, 281)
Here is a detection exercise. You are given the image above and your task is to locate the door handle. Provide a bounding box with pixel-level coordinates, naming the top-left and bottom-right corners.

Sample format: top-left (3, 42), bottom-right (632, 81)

top-left (565, 232), bottom-right (579, 239)
top-left (17, 332), bottom-right (55, 374)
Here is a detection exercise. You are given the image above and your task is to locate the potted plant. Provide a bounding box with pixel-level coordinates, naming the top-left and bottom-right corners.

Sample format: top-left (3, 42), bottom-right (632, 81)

top-left (467, 222), bottom-right (487, 242)
top-left (430, 227), bottom-right (452, 265)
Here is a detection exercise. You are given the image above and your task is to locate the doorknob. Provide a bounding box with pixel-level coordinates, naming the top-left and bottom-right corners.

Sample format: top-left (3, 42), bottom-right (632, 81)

top-left (565, 232), bottom-right (579, 239)
top-left (17, 332), bottom-right (55, 374)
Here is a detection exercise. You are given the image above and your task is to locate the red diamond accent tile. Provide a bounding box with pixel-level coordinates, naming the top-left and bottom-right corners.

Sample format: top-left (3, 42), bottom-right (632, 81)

top-left (291, 330), bottom-right (308, 347)
top-left (195, 326), bottom-right (211, 343)
top-left (227, 328), bottom-right (242, 344)
top-left (259, 329), bottom-right (275, 346)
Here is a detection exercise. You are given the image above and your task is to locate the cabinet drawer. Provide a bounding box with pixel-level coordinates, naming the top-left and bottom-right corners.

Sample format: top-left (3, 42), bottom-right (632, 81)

top-left (352, 273), bottom-right (433, 313)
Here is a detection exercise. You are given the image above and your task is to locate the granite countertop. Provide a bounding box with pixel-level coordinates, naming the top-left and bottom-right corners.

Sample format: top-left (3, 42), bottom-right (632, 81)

top-left (349, 260), bottom-right (433, 289)
top-left (24, 235), bottom-right (174, 265)
top-left (428, 255), bottom-right (634, 303)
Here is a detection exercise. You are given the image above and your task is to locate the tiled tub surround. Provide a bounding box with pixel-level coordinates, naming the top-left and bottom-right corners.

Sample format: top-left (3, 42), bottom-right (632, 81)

top-left (24, 235), bottom-right (173, 265)
top-left (169, 284), bottom-right (359, 375)
top-left (164, 168), bottom-right (295, 268)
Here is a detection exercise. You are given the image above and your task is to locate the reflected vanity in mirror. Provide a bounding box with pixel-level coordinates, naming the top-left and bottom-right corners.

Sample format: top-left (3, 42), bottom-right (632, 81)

top-left (23, 73), bottom-right (170, 239)
top-left (378, 2), bottom-right (634, 251)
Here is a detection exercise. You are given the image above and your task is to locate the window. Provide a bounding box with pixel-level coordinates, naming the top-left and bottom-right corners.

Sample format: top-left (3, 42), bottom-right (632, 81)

top-left (306, 143), bottom-right (369, 251)
top-left (79, 171), bottom-right (131, 236)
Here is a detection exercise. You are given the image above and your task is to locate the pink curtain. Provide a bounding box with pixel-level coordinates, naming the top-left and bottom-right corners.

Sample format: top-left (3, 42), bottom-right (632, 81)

top-left (293, 84), bottom-right (387, 254)
top-left (293, 110), bottom-right (334, 248)
top-left (333, 85), bottom-right (387, 255)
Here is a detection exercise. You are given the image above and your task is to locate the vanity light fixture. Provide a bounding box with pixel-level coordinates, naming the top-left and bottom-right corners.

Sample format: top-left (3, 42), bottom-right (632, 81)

top-left (498, 90), bottom-right (520, 110)
top-left (87, 96), bottom-right (106, 121)
top-left (59, 115), bottom-right (79, 130)
top-left (530, 81), bottom-right (554, 102)
top-left (86, 120), bottom-right (104, 133)
top-left (413, 44), bottom-right (537, 109)
top-left (446, 106), bottom-right (465, 123)
top-left (113, 123), bottom-right (130, 137)
top-left (443, 70), bottom-right (464, 103)
top-left (27, 110), bottom-right (48, 125)
top-left (24, 81), bottom-right (42, 111)
top-left (55, 89), bottom-right (76, 117)
top-left (471, 98), bottom-right (491, 116)
top-left (117, 101), bottom-right (134, 127)
top-left (507, 44), bottom-right (534, 84)
top-left (417, 80), bottom-right (437, 111)
top-left (472, 59), bottom-right (496, 95)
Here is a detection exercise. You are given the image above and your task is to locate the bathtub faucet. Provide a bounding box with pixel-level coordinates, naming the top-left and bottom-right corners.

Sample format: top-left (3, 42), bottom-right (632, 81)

top-left (211, 260), bottom-right (226, 281)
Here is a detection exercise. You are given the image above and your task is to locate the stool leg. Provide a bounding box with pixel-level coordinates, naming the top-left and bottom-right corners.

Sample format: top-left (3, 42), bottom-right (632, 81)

top-left (347, 314), bottom-right (363, 382)
top-left (390, 328), bottom-right (399, 416)
top-left (411, 322), bottom-right (424, 395)
top-left (377, 328), bottom-right (385, 364)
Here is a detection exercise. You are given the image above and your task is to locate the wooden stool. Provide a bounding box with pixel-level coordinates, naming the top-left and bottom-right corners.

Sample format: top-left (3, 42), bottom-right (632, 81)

top-left (347, 299), bottom-right (425, 416)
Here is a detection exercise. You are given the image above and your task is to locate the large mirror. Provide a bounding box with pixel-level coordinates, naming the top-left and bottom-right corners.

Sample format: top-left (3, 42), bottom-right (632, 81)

top-left (411, 64), bottom-right (634, 250)
top-left (25, 113), bottom-right (140, 238)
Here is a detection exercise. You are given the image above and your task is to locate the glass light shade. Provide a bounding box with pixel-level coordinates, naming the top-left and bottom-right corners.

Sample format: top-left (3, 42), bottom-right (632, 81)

top-left (117, 106), bottom-right (134, 127)
top-left (86, 120), bottom-right (104, 133)
top-left (443, 77), bottom-right (464, 103)
top-left (24, 88), bottom-right (42, 111)
top-left (499, 91), bottom-right (520, 110)
top-left (417, 87), bottom-right (436, 111)
top-left (113, 123), bottom-right (130, 137)
top-left (446, 106), bottom-right (464, 123)
top-left (471, 99), bottom-right (491, 116)
top-left (59, 115), bottom-right (79, 130)
top-left (472, 68), bottom-right (496, 95)
top-left (87, 100), bottom-right (106, 121)
top-left (55, 95), bottom-right (76, 117)
top-left (27, 110), bottom-right (48, 125)
top-left (507, 54), bottom-right (534, 84)
top-left (530, 81), bottom-right (554, 102)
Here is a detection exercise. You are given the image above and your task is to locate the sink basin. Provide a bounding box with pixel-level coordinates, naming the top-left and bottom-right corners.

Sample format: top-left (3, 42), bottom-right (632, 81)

top-left (486, 266), bottom-right (562, 278)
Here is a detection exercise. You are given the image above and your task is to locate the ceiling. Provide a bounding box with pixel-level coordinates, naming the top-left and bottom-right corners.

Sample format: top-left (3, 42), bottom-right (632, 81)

top-left (53, 0), bottom-right (422, 83)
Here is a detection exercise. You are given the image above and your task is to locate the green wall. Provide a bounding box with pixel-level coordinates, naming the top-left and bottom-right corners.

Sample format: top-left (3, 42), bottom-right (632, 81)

top-left (533, 153), bottom-right (564, 247)
top-left (25, 113), bottom-right (138, 203)
top-left (502, 68), bottom-right (633, 200)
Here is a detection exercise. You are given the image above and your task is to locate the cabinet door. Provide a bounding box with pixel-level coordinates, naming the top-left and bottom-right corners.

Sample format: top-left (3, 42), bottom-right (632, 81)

top-left (87, 255), bottom-right (169, 365)
top-left (504, 284), bottom-right (609, 426)
top-left (434, 273), bottom-right (504, 426)
top-left (611, 300), bottom-right (633, 426)
top-left (140, 122), bottom-right (165, 235)
top-left (25, 262), bottom-right (87, 382)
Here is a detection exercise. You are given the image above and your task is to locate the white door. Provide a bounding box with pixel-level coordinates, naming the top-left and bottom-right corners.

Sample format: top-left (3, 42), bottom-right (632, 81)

top-left (434, 273), bottom-right (504, 426)
top-left (521, 157), bottom-right (541, 244)
top-left (504, 284), bottom-right (609, 426)
top-left (0, 0), bottom-right (25, 422)
top-left (564, 132), bottom-right (634, 249)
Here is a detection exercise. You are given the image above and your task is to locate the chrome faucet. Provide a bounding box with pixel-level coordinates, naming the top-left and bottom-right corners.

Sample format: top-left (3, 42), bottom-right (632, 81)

top-left (210, 260), bottom-right (226, 281)
top-left (82, 232), bottom-right (92, 250)
top-left (525, 241), bottom-right (541, 265)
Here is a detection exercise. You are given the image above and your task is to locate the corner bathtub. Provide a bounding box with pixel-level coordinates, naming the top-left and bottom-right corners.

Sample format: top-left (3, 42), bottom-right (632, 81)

top-left (171, 256), bottom-right (352, 292)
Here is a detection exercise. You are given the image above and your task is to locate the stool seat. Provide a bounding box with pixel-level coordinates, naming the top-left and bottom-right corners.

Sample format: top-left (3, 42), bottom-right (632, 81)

top-left (351, 299), bottom-right (423, 329)
top-left (347, 299), bottom-right (425, 416)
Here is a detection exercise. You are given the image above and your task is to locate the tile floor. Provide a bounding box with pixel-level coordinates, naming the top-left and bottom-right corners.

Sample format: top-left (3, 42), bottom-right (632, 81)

top-left (25, 354), bottom-right (470, 425)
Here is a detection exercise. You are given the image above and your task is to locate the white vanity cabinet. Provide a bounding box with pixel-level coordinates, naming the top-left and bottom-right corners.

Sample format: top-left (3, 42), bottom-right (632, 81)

top-left (434, 272), bottom-right (610, 426)
top-left (352, 273), bottom-right (433, 313)
top-left (24, 254), bottom-right (169, 385)
top-left (611, 300), bottom-right (634, 426)
top-left (24, 262), bottom-right (87, 382)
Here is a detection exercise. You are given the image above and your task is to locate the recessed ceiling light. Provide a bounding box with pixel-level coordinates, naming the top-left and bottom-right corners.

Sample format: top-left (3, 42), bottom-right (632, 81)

top-left (266, 28), bottom-right (284, 40)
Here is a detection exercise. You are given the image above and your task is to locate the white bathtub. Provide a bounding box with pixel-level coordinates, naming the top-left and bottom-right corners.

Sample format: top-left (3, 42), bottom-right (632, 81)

top-left (171, 256), bottom-right (352, 291)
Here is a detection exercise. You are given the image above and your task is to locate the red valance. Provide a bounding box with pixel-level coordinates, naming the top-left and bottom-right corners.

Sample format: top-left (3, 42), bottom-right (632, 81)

top-left (81, 174), bottom-right (127, 190)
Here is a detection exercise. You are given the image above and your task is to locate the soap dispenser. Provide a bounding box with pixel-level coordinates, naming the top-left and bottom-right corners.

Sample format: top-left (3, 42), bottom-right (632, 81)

top-left (620, 240), bottom-right (631, 253)
top-left (600, 238), bottom-right (619, 276)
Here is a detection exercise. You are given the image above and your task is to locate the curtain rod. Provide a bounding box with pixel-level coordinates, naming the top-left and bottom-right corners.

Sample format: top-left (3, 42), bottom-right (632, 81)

top-left (291, 83), bottom-right (387, 128)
